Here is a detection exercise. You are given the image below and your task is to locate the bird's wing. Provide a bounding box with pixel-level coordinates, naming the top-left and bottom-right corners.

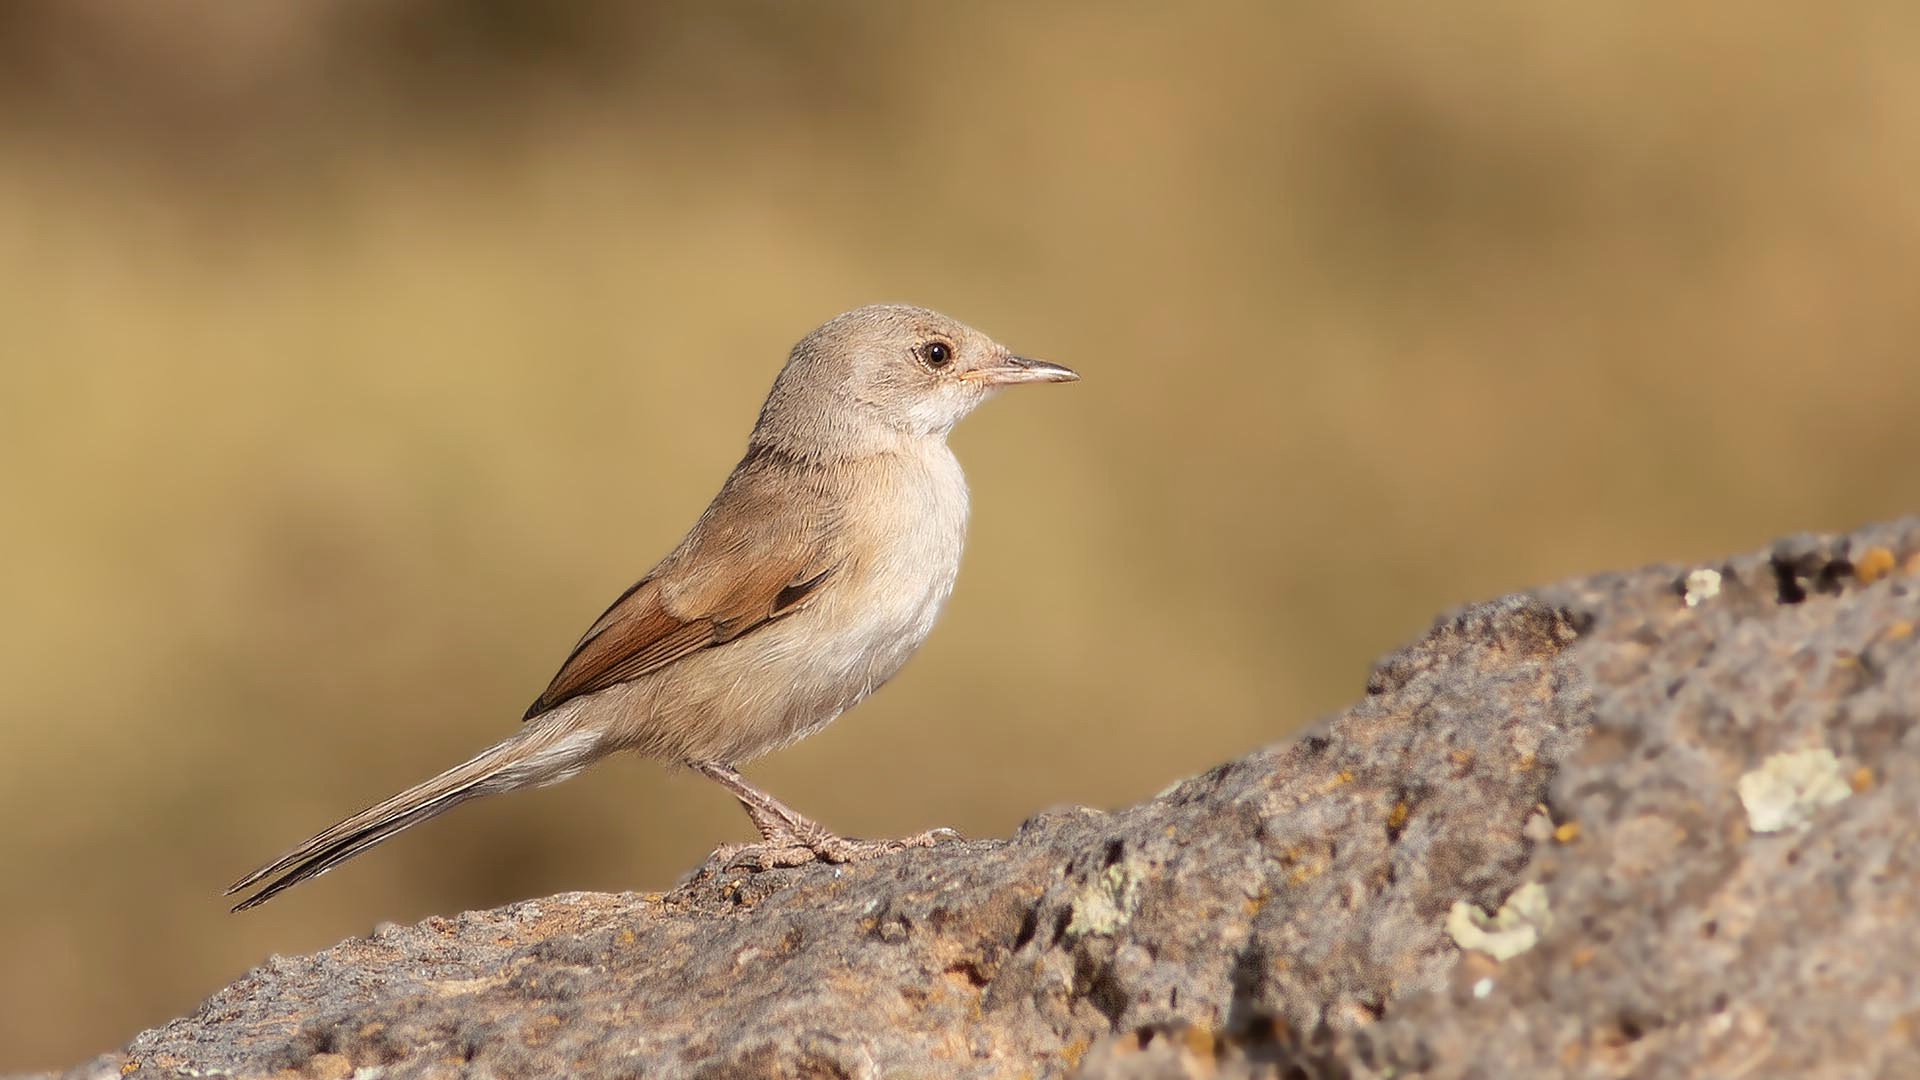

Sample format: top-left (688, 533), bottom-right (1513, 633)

top-left (524, 470), bottom-right (842, 719)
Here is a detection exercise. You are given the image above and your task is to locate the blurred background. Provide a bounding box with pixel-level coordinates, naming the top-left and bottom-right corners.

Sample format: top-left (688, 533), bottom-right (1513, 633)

top-left (3, 0), bottom-right (1918, 1069)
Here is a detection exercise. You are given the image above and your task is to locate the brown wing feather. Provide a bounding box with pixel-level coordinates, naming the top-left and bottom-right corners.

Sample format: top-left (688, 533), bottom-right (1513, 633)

top-left (523, 462), bottom-right (843, 719)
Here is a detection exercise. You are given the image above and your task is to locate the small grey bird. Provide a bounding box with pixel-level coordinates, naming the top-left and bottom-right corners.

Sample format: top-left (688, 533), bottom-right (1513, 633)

top-left (227, 304), bottom-right (1077, 911)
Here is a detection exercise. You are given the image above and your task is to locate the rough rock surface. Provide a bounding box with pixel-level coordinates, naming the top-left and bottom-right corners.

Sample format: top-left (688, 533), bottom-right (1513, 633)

top-left (45, 517), bottom-right (1920, 1079)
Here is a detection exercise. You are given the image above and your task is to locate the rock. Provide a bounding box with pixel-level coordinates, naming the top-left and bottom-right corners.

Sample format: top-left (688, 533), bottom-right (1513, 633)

top-left (45, 517), bottom-right (1920, 1079)
top-left (1360, 519), bottom-right (1920, 1079)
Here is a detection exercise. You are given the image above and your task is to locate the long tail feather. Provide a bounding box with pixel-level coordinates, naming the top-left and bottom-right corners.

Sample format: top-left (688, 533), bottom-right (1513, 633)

top-left (226, 720), bottom-right (603, 912)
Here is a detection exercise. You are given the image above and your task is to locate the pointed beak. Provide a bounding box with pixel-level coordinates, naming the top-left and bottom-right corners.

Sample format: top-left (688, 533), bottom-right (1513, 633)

top-left (960, 355), bottom-right (1080, 386)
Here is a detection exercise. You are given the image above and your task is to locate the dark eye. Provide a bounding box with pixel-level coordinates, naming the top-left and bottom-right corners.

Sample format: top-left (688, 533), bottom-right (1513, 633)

top-left (921, 341), bottom-right (953, 368)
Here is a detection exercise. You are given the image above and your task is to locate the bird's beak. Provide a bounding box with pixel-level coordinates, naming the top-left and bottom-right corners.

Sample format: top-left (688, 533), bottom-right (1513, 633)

top-left (960, 355), bottom-right (1080, 386)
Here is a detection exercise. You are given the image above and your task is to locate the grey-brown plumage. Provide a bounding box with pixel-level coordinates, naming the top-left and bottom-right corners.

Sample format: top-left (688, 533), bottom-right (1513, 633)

top-left (227, 304), bottom-right (1076, 911)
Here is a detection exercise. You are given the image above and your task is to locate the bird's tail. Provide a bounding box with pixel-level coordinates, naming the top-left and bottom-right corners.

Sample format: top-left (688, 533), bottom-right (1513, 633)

top-left (226, 717), bottom-right (605, 912)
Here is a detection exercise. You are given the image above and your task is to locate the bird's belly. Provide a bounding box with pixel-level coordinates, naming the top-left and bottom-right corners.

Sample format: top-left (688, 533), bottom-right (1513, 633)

top-left (625, 588), bottom-right (941, 764)
top-left (603, 447), bottom-right (969, 766)
top-left (627, 546), bottom-right (960, 765)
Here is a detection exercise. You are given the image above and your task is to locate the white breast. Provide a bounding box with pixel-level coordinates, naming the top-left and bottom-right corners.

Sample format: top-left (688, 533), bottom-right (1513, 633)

top-left (847, 444), bottom-right (970, 685)
top-left (796, 444), bottom-right (967, 709)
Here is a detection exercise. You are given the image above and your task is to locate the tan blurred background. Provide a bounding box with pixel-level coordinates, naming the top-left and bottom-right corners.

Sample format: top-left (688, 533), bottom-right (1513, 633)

top-left (3, 0), bottom-right (1918, 1069)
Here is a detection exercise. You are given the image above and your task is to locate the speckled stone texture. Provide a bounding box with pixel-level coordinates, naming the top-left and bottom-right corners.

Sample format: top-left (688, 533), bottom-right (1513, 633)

top-left (47, 517), bottom-right (1920, 1080)
top-left (1343, 521), bottom-right (1920, 1079)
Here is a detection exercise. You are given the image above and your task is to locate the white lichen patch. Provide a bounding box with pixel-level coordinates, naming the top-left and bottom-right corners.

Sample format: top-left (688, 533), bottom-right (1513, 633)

top-left (1065, 857), bottom-right (1145, 939)
top-left (1738, 747), bottom-right (1852, 833)
top-left (1683, 568), bottom-right (1723, 608)
top-left (1447, 882), bottom-right (1551, 961)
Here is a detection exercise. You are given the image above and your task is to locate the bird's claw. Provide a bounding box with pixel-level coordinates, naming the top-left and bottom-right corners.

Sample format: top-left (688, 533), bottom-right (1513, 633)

top-left (706, 826), bottom-right (964, 873)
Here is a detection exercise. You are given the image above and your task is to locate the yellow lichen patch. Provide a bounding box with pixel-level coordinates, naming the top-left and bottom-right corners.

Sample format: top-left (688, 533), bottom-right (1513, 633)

top-left (1447, 883), bottom-right (1552, 960)
top-left (1854, 546), bottom-right (1897, 585)
top-left (1569, 945), bottom-right (1597, 970)
top-left (1886, 620), bottom-right (1914, 641)
top-left (1554, 821), bottom-right (1582, 844)
top-left (1738, 748), bottom-right (1851, 833)
top-left (1851, 766), bottom-right (1875, 793)
top-left (1387, 802), bottom-right (1410, 830)
top-left (1682, 568), bottom-right (1723, 607)
top-left (616, 929), bottom-right (637, 946)
top-left (1065, 858), bottom-right (1145, 939)
top-left (1511, 753), bottom-right (1538, 773)
top-left (1906, 551), bottom-right (1920, 577)
top-left (120, 1063), bottom-right (140, 1077)
top-left (1060, 1036), bottom-right (1093, 1066)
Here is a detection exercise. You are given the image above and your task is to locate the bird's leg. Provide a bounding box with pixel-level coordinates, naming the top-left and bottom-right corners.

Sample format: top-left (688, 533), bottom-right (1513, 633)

top-left (691, 761), bottom-right (959, 870)
top-left (693, 761), bottom-right (819, 863)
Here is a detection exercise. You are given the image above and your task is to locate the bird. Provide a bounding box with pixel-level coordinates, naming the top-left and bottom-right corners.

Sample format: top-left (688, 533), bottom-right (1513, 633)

top-left (227, 303), bottom-right (1078, 911)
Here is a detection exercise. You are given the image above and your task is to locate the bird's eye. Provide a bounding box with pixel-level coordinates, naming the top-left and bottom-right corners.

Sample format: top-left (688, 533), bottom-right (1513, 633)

top-left (921, 341), bottom-right (953, 368)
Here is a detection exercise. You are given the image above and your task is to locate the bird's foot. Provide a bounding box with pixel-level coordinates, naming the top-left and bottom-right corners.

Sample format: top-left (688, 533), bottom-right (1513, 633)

top-left (689, 761), bottom-right (963, 872)
top-left (711, 826), bottom-right (963, 872)
top-left (808, 826), bottom-right (964, 864)
top-left (705, 840), bottom-right (818, 871)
